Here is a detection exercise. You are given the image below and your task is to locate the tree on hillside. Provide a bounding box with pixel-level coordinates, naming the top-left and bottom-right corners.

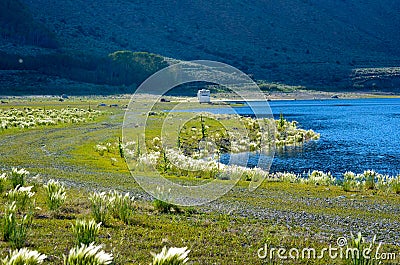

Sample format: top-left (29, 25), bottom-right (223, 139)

top-left (108, 51), bottom-right (168, 85)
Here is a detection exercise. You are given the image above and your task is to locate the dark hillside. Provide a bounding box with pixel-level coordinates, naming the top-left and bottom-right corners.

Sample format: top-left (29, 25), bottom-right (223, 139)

top-left (0, 0), bottom-right (58, 48)
top-left (1, 0), bottom-right (400, 94)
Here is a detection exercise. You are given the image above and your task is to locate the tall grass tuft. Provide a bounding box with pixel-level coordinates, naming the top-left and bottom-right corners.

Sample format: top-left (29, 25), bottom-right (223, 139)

top-left (2, 201), bottom-right (33, 248)
top-left (376, 174), bottom-right (392, 193)
top-left (345, 232), bottom-right (378, 265)
top-left (305, 170), bottom-right (335, 186)
top-left (151, 246), bottom-right (190, 265)
top-left (109, 190), bottom-right (135, 224)
top-left (269, 172), bottom-right (299, 183)
top-left (1, 248), bottom-right (47, 265)
top-left (72, 219), bottom-right (101, 245)
top-left (10, 168), bottom-right (29, 188)
top-left (2, 202), bottom-right (17, 241)
top-left (342, 171), bottom-right (362, 192)
top-left (6, 185), bottom-right (35, 211)
top-left (11, 213), bottom-right (32, 248)
top-left (10, 213), bottom-right (32, 248)
top-left (63, 243), bottom-right (113, 265)
top-left (44, 179), bottom-right (67, 212)
top-left (153, 186), bottom-right (180, 214)
top-left (88, 192), bottom-right (111, 225)
top-left (153, 199), bottom-right (176, 214)
top-left (0, 172), bottom-right (7, 193)
top-left (362, 170), bottom-right (377, 190)
top-left (391, 175), bottom-right (400, 194)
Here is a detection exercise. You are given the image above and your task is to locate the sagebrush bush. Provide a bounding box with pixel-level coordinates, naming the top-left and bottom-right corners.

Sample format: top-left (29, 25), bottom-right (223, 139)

top-left (63, 243), bottom-right (113, 265)
top-left (6, 185), bottom-right (35, 210)
top-left (1, 248), bottom-right (47, 265)
top-left (151, 246), bottom-right (190, 265)
top-left (72, 219), bottom-right (101, 245)
top-left (88, 192), bottom-right (111, 224)
top-left (44, 179), bottom-right (67, 211)
top-left (10, 168), bottom-right (29, 188)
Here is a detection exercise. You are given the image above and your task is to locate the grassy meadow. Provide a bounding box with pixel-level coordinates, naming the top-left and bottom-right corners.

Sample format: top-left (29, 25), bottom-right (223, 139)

top-left (0, 96), bottom-right (400, 264)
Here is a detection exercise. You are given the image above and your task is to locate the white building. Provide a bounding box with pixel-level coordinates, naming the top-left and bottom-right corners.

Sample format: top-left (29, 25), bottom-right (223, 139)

top-left (197, 89), bottom-right (211, 103)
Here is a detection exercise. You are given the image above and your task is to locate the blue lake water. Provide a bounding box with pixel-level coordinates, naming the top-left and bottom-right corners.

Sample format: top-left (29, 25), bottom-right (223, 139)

top-left (186, 98), bottom-right (400, 176)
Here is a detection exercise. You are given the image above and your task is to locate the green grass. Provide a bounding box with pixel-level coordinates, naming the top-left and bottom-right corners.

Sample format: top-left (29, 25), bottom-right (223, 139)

top-left (0, 97), bottom-right (399, 264)
top-left (2, 183), bottom-right (399, 264)
top-left (0, 184), bottom-right (379, 265)
top-left (1, 176), bottom-right (400, 264)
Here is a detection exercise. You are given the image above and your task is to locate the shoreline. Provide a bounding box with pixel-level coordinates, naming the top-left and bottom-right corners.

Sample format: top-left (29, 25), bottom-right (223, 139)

top-left (1, 90), bottom-right (400, 103)
top-left (214, 90), bottom-right (400, 101)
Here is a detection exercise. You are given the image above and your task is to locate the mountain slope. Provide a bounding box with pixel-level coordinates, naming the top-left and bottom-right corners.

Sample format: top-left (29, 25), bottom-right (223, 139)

top-left (1, 0), bottom-right (400, 93)
top-left (0, 0), bottom-right (58, 48)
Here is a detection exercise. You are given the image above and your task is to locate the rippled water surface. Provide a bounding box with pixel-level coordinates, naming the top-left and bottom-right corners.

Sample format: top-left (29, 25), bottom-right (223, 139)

top-left (200, 98), bottom-right (400, 176)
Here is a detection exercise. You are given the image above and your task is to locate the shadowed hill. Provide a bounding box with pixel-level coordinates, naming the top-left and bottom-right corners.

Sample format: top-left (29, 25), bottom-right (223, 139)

top-left (1, 0), bottom-right (400, 94)
top-left (0, 0), bottom-right (58, 48)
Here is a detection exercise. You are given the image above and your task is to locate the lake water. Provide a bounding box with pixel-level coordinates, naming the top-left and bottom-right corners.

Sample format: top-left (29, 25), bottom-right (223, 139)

top-left (190, 98), bottom-right (400, 176)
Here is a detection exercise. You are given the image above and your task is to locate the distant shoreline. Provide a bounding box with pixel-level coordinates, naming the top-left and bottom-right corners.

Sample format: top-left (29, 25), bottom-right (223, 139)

top-left (214, 90), bottom-right (400, 101)
top-left (1, 90), bottom-right (400, 102)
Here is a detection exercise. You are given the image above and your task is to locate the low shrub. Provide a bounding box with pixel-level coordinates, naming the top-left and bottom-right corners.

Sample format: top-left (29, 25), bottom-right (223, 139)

top-left (2, 202), bottom-right (17, 241)
top-left (10, 213), bottom-right (32, 248)
top-left (153, 199), bottom-right (178, 214)
top-left (270, 172), bottom-right (299, 183)
top-left (376, 174), bottom-right (392, 193)
top-left (392, 175), bottom-right (400, 194)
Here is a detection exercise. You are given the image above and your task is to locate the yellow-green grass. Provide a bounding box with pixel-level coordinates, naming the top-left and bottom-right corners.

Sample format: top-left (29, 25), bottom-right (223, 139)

top-left (1, 180), bottom-right (399, 264)
top-left (1, 98), bottom-right (400, 264)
